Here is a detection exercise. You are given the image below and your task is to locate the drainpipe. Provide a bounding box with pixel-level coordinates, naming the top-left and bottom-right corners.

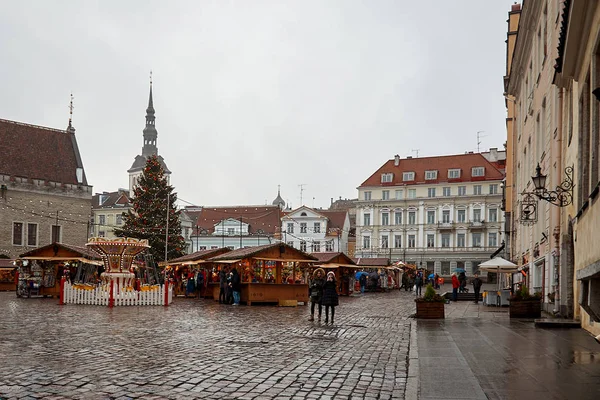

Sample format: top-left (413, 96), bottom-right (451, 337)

top-left (553, 88), bottom-right (563, 313)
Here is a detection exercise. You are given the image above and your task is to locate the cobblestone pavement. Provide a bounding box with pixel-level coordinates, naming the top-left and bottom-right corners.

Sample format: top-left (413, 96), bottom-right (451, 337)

top-left (0, 290), bottom-right (415, 400)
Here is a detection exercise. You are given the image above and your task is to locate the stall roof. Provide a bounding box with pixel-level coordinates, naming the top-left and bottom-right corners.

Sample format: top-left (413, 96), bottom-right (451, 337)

top-left (164, 247), bottom-right (232, 266)
top-left (0, 259), bottom-right (15, 268)
top-left (209, 242), bottom-right (318, 262)
top-left (20, 242), bottom-right (101, 261)
top-left (310, 252), bottom-right (355, 265)
top-left (352, 257), bottom-right (391, 267)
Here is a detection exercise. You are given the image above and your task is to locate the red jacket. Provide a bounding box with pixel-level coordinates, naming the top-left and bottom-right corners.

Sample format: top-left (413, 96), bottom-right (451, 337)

top-left (452, 275), bottom-right (460, 289)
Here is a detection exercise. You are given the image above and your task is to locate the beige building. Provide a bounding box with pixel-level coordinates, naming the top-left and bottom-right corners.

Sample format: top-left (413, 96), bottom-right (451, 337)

top-left (91, 190), bottom-right (132, 239)
top-left (0, 118), bottom-right (92, 259)
top-left (356, 151), bottom-right (505, 276)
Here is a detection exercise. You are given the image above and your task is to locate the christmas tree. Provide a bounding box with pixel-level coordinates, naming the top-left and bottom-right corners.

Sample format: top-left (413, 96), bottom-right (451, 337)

top-left (114, 155), bottom-right (186, 262)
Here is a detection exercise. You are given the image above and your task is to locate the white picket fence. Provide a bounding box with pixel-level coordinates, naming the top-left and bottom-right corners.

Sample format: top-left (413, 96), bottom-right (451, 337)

top-left (62, 281), bottom-right (173, 306)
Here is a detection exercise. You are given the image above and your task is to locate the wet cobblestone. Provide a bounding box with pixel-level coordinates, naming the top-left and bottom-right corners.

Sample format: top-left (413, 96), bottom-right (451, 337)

top-left (0, 290), bottom-right (415, 399)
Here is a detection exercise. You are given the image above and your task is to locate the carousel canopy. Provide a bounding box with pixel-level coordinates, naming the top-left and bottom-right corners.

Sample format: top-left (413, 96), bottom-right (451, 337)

top-left (209, 242), bottom-right (318, 263)
top-left (19, 242), bottom-right (103, 265)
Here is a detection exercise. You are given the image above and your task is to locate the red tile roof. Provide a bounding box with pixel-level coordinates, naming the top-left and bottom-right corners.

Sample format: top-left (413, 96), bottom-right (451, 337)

top-left (92, 191), bottom-right (132, 209)
top-left (359, 153), bottom-right (504, 188)
top-left (0, 118), bottom-right (88, 185)
top-left (186, 205), bottom-right (282, 235)
top-left (320, 210), bottom-right (348, 236)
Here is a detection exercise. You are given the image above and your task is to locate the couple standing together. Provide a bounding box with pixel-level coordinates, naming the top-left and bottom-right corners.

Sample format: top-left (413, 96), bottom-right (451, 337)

top-left (308, 269), bottom-right (339, 324)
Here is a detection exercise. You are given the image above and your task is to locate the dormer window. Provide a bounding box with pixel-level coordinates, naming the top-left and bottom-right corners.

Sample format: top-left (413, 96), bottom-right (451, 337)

top-left (448, 169), bottom-right (461, 179)
top-left (403, 172), bottom-right (415, 181)
top-left (425, 170), bottom-right (438, 180)
top-left (381, 173), bottom-right (393, 183)
top-left (472, 167), bottom-right (485, 177)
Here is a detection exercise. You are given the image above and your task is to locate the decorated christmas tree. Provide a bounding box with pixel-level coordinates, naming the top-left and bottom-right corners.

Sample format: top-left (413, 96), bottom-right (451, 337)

top-left (114, 155), bottom-right (186, 262)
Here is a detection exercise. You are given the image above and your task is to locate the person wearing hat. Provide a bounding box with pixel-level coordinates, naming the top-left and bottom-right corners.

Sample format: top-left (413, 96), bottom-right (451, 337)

top-left (321, 271), bottom-right (340, 324)
top-left (309, 268), bottom-right (325, 321)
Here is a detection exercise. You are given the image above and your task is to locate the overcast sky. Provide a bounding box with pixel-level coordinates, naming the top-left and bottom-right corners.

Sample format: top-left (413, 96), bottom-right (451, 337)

top-left (0, 0), bottom-right (517, 209)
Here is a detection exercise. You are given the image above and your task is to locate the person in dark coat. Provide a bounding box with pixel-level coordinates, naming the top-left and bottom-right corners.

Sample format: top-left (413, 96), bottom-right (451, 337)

top-left (309, 268), bottom-right (325, 321)
top-left (218, 267), bottom-right (227, 304)
top-left (415, 272), bottom-right (423, 296)
top-left (231, 268), bottom-right (241, 305)
top-left (359, 273), bottom-right (367, 294)
top-left (471, 273), bottom-right (483, 304)
top-left (321, 272), bottom-right (339, 324)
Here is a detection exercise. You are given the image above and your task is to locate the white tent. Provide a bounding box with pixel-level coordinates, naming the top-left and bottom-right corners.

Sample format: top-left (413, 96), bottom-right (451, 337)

top-left (478, 257), bottom-right (519, 290)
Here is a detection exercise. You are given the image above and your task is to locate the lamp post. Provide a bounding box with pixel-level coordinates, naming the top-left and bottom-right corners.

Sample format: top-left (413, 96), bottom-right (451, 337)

top-left (530, 163), bottom-right (574, 207)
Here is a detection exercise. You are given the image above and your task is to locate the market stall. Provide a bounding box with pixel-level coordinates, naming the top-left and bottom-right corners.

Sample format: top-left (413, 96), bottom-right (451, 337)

top-left (208, 242), bottom-right (318, 306)
top-left (18, 242), bottom-right (102, 298)
top-left (0, 259), bottom-right (17, 291)
top-left (163, 247), bottom-right (231, 298)
top-left (353, 257), bottom-right (391, 292)
top-left (309, 252), bottom-right (358, 296)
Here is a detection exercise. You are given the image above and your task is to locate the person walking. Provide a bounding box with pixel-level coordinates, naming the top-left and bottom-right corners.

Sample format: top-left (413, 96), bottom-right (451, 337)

top-left (415, 272), bottom-right (423, 297)
top-left (231, 268), bottom-right (241, 305)
top-left (321, 272), bottom-right (339, 324)
top-left (451, 273), bottom-right (459, 302)
top-left (472, 273), bottom-right (483, 304)
top-left (359, 272), bottom-right (367, 294)
top-left (309, 268), bottom-right (325, 321)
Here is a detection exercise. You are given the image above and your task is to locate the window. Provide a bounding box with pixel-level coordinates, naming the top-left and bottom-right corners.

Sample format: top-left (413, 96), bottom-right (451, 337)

top-left (364, 191), bottom-right (372, 201)
top-left (51, 225), bottom-right (61, 243)
top-left (488, 209), bottom-right (497, 222)
top-left (363, 213), bottom-right (371, 226)
top-left (311, 241), bottom-right (320, 252)
top-left (381, 212), bottom-right (389, 226)
top-left (458, 186), bottom-right (466, 196)
top-left (27, 223), bottom-right (37, 246)
top-left (428, 188), bottom-right (436, 197)
top-left (382, 190), bottom-right (390, 200)
top-left (326, 240), bottom-right (334, 251)
top-left (408, 189), bottom-right (416, 199)
top-left (210, 245), bottom-right (218, 249)
top-left (363, 236), bottom-right (371, 249)
top-left (300, 223), bottom-right (307, 233)
top-left (408, 211), bottom-right (416, 225)
top-left (12, 222), bottom-right (23, 245)
top-left (99, 215), bottom-right (106, 225)
top-left (394, 235), bottom-right (402, 248)
top-left (287, 223), bottom-right (294, 233)
top-left (472, 167), bottom-right (485, 177)
top-left (381, 235), bottom-right (389, 249)
top-left (199, 246), bottom-right (207, 250)
top-left (442, 210), bottom-right (450, 223)
top-left (226, 228), bottom-right (234, 235)
top-left (395, 190), bottom-right (403, 199)
top-left (457, 209), bottom-right (466, 222)
top-left (300, 241), bottom-right (307, 252)
top-left (395, 212), bottom-right (402, 225)
top-left (403, 172), bottom-right (415, 181)
top-left (381, 173), bottom-right (393, 183)
top-left (116, 214), bottom-right (123, 225)
top-left (427, 210), bottom-right (435, 224)
top-left (472, 233), bottom-right (482, 247)
top-left (448, 169), bottom-right (461, 179)
top-left (427, 234), bottom-right (435, 248)
top-left (441, 233), bottom-right (450, 248)
top-left (98, 231), bottom-right (105, 237)
top-left (457, 233), bottom-right (465, 247)
top-left (287, 241), bottom-right (294, 247)
top-left (441, 261), bottom-right (450, 275)
top-left (473, 208), bottom-right (481, 222)
top-left (488, 233), bottom-right (497, 247)
top-left (443, 187), bottom-right (451, 197)
top-left (408, 235), bottom-right (416, 248)
top-left (425, 170), bottom-right (438, 180)
top-left (489, 184), bottom-right (498, 194)
top-left (313, 222), bottom-right (320, 233)
top-left (473, 185), bottom-right (482, 195)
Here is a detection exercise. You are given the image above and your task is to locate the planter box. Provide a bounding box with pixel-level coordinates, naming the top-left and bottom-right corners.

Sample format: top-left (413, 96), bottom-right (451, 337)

top-left (416, 301), bottom-right (445, 319)
top-left (509, 300), bottom-right (541, 318)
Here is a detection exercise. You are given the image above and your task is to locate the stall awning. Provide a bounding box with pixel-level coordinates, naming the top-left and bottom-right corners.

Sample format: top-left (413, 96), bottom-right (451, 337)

top-left (20, 256), bottom-right (103, 266)
top-left (212, 259), bottom-right (242, 264)
top-left (253, 257), bottom-right (315, 262)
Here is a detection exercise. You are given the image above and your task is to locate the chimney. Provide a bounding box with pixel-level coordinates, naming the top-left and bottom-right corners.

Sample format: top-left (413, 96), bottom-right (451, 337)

top-left (394, 154), bottom-right (400, 166)
top-left (331, 197), bottom-right (333, 205)
top-left (406, 156), bottom-right (412, 159)
top-left (511, 3), bottom-right (521, 12)
top-left (489, 147), bottom-right (498, 161)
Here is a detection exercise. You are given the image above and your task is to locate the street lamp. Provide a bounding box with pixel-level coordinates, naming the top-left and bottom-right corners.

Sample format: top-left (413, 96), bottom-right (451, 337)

top-left (530, 163), bottom-right (574, 207)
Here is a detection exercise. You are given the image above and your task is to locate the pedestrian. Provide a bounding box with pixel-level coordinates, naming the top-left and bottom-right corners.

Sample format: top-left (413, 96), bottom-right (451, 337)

top-left (434, 273), bottom-right (440, 289)
top-left (458, 271), bottom-right (467, 293)
top-left (226, 271), bottom-right (233, 304)
top-left (231, 267), bottom-right (241, 305)
top-left (415, 272), bottom-right (423, 296)
top-left (309, 268), bottom-right (325, 321)
top-left (359, 272), bottom-right (367, 294)
top-left (401, 272), bottom-right (408, 291)
top-left (451, 273), bottom-right (459, 302)
top-left (321, 272), bottom-right (339, 324)
top-left (218, 267), bottom-right (227, 304)
top-left (185, 270), bottom-right (196, 298)
top-left (472, 273), bottom-right (483, 304)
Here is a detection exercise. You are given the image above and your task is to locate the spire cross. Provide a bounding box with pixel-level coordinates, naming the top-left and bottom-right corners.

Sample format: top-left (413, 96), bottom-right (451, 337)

top-left (68, 93), bottom-right (74, 127)
top-left (150, 70), bottom-right (153, 86)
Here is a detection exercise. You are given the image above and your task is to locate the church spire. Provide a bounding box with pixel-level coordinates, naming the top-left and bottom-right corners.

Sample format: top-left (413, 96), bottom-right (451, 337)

top-left (67, 93), bottom-right (76, 134)
top-left (142, 71), bottom-right (158, 157)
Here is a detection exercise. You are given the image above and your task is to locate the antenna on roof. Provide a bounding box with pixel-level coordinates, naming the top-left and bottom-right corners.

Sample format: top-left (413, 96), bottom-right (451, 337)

top-left (477, 131), bottom-right (487, 153)
top-left (411, 149), bottom-right (420, 158)
top-left (299, 184), bottom-right (307, 205)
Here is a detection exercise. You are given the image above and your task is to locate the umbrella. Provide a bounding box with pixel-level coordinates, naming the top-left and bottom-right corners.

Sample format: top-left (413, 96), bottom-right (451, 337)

top-left (455, 268), bottom-right (466, 274)
top-left (355, 271), bottom-right (368, 280)
top-left (478, 257), bottom-right (519, 290)
top-left (428, 273), bottom-right (435, 280)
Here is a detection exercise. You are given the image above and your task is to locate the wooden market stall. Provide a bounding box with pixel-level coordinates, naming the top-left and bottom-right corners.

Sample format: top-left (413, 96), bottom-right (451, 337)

top-left (18, 242), bottom-right (103, 298)
top-left (208, 242), bottom-right (318, 306)
top-left (353, 257), bottom-right (391, 292)
top-left (310, 252), bottom-right (358, 296)
top-left (0, 259), bottom-right (17, 291)
top-left (163, 247), bottom-right (231, 298)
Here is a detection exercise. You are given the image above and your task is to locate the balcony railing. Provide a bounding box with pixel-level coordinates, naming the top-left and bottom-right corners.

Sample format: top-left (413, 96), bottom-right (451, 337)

top-left (354, 246), bottom-right (499, 255)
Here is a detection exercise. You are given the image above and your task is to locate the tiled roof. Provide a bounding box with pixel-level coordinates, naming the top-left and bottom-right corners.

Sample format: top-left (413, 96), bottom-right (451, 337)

top-left (352, 257), bottom-right (390, 267)
top-left (0, 118), bottom-right (88, 185)
top-left (168, 247), bottom-right (231, 263)
top-left (321, 210), bottom-right (348, 236)
top-left (209, 242), bottom-right (318, 261)
top-left (186, 205), bottom-right (282, 235)
top-left (92, 191), bottom-right (132, 209)
top-left (359, 153), bottom-right (504, 188)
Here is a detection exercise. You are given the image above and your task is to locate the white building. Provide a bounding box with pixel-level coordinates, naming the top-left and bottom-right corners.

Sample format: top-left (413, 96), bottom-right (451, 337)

top-left (281, 206), bottom-right (350, 254)
top-left (355, 151), bottom-right (505, 276)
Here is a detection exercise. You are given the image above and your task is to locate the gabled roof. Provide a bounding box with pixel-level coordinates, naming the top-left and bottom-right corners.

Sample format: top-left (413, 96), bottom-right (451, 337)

top-left (167, 247), bottom-right (231, 264)
top-left (209, 242), bottom-right (317, 262)
top-left (19, 242), bottom-right (101, 261)
top-left (92, 191), bottom-right (132, 209)
top-left (187, 205), bottom-right (282, 235)
top-left (359, 153), bottom-right (504, 188)
top-left (0, 118), bottom-right (89, 185)
top-left (320, 210), bottom-right (348, 235)
top-left (311, 252), bottom-right (355, 265)
top-left (353, 257), bottom-right (390, 267)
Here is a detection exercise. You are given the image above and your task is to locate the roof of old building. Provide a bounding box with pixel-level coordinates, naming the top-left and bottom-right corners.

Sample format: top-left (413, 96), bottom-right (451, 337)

top-left (359, 153), bottom-right (504, 188)
top-left (92, 190), bottom-right (132, 209)
top-left (187, 205), bottom-right (282, 235)
top-left (0, 118), bottom-right (88, 185)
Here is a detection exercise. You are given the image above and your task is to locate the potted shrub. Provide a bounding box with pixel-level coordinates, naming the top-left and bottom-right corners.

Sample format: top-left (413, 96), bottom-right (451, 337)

top-left (415, 284), bottom-right (445, 319)
top-left (509, 285), bottom-right (542, 318)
